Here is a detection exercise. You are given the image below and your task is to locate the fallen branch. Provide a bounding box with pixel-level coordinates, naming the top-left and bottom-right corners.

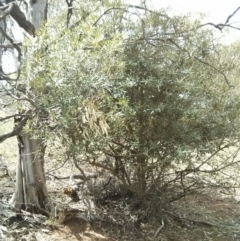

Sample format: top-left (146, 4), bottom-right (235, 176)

top-left (163, 210), bottom-right (215, 227)
top-left (153, 217), bottom-right (164, 239)
top-left (47, 173), bottom-right (98, 181)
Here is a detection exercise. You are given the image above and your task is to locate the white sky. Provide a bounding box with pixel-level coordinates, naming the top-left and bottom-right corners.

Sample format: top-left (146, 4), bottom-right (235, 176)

top-left (130, 0), bottom-right (240, 21)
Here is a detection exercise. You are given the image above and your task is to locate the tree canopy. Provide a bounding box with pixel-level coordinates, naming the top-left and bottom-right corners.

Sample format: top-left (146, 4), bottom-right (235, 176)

top-left (4, 0), bottom-right (240, 198)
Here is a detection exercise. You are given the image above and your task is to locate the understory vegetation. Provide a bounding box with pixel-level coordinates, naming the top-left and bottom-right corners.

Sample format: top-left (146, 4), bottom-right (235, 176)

top-left (23, 0), bottom-right (240, 197)
top-left (1, 0), bottom-right (240, 240)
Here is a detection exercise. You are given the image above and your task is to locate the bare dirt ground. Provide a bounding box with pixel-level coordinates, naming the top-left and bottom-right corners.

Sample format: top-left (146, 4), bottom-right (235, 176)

top-left (1, 122), bottom-right (240, 241)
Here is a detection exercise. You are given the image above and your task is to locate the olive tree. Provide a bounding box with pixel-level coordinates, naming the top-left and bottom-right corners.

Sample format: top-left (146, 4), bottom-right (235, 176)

top-left (20, 0), bottom-right (240, 200)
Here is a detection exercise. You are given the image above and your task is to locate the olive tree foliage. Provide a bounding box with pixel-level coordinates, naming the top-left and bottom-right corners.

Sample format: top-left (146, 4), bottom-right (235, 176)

top-left (22, 0), bottom-right (240, 198)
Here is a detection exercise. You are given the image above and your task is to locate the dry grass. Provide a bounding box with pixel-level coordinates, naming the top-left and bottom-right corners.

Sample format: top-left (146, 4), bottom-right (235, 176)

top-left (2, 109), bottom-right (240, 240)
top-left (0, 110), bottom-right (17, 173)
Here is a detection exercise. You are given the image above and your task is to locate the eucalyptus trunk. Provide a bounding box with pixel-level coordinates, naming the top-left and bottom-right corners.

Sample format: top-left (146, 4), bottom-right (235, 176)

top-left (9, 0), bottom-right (49, 214)
top-left (10, 131), bottom-right (49, 214)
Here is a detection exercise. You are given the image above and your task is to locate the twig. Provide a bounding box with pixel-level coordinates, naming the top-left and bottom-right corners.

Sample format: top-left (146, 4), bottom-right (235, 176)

top-left (2, 84), bottom-right (37, 107)
top-left (225, 6), bottom-right (240, 25)
top-left (153, 217), bottom-right (164, 239)
top-left (198, 6), bottom-right (240, 32)
top-left (0, 110), bottom-right (31, 143)
top-left (203, 229), bottom-right (212, 241)
top-left (163, 210), bottom-right (214, 227)
top-left (194, 56), bottom-right (232, 87)
top-left (0, 2), bottom-right (14, 20)
top-left (71, 136), bottom-right (95, 221)
top-left (45, 156), bottom-right (69, 174)
top-left (47, 173), bottom-right (97, 180)
top-left (0, 114), bottom-right (23, 122)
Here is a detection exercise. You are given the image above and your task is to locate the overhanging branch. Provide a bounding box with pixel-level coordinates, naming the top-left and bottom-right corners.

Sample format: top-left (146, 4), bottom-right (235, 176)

top-left (225, 6), bottom-right (240, 25)
top-left (199, 6), bottom-right (240, 32)
top-left (8, 2), bottom-right (35, 36)
top-left (0, 110), bottom-right (30, 143)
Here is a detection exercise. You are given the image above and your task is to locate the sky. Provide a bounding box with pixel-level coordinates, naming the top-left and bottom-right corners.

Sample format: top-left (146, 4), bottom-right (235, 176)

top-left (128, 0), bottom-right (240, 43)
top-left (129, 0), bottom-right (240, 21)
top-left (3, 0), bottom-right (240, 73)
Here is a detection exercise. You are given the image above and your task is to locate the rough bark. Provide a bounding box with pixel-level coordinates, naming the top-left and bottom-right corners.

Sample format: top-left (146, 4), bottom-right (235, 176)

top-left (0, 10), bottom-right (5, 72)
top-left (0, 113), bottom-right (29, 143)
top-left (9, 0), bottom-right (49, 215)
top-left (26, 0), bottom-right (48, 29)
top-left (9, 131), bottom-right (49, 215)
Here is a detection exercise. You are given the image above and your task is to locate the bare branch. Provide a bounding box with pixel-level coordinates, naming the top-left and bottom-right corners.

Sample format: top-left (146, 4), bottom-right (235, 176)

top-left (128, 4), bottom-right (170, 19)
top-left (0, 114), bottom-right (21, 122)
top-left (199, 6), bottom-right (240, 32)
top-left (65, 0), bottom-right (74, 28)
top-left (166, 38), bottom-right (232, 87)
top-left (0, 110), bottom-right (30, 143)
top-left (2, 84), bottom-right (38, 107)
top-left (0, 42), bottom-right (22, 48)
top-left (0, 26), bottom-right (21, 81)
top-left (199, 22), bottom-right (240, 32)
top-left (194, 56), bottom-right (232, 87)
top-left (225, 6), bottom-right (240, 25)
top-left (0, 1), bottom-right (14, 20)
top-left (0, 26), bottom-right (21, 60)
top-left (93, 7), bottom-right (125, 26)
top-left (9, 2), bottom-right (35, 36)
top-left (198, 22), bottom-right (225, 31)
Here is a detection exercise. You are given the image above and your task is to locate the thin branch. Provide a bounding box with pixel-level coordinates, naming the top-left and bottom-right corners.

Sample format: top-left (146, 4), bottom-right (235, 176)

top-left (0, 2), bottom-right (14, 20)
top-left (0, 27), bottom-right (21, 61)
top-left (0, 26), bottom-right (21, 81)
top-left (194, 56), bottom-right (232, 87)
top-left (65, 0), bottom-right (74, 28)
top-left (93, 7), bottom-right (125, 26)
top-left (176, 141), bottom-right (240, 177)
top-left (198, 22), bottom-right (225, 31)
top-left (199, 22), bottom-right (240, 32)
top-left (163, 210), bottom-right (214, 227)
top-left (0, 42), bottom-right (22, 48)
top-left (0, 110), bottom-right (30, 143)
top-left (153, 218), bottom-right (164, 239)
top-left (166, 38), bottom-right (232, 87)
top-left (198, 6), bottom-right (240, 32)
top-left (2, 84), bottom-right (37, 107)
top-left (225, 6), bottom-right (240, 25)
top-left (0, 114), bottom-right (22, 122)
top-left (93, 4), bottom-right (170, 27)
top-left (128, 4), bottom-right (170, 19)
top-left (196, 141), bottom-right (239, 170)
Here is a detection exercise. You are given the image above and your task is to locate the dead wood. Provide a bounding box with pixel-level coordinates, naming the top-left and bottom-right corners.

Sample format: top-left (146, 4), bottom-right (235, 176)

top-left (0, 201), bottom-right (48, 226)
top-left (47, 173), bottom-right (98, 181)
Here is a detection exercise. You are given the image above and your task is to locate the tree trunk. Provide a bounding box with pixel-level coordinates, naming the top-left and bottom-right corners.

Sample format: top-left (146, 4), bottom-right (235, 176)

top-left (10, 131), bottom-right (49, 215)
top-left (27, 0), bottom-right (48, 29)
top-left (9, 0), bottom-right (49, 215)
top-left (0, 5), bottom-right (6, 76)
top-left (136, 153), bottom-right (147, 196)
